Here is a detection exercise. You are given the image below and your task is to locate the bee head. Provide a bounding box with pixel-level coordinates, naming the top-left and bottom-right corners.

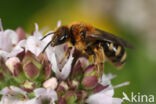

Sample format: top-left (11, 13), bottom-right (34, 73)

top-left (51, 26), bottom-right (70, 47)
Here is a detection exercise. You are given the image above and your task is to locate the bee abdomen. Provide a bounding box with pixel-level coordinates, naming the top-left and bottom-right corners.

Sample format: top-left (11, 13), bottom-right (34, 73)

top-left (102, 41), bottom-right (127, 68)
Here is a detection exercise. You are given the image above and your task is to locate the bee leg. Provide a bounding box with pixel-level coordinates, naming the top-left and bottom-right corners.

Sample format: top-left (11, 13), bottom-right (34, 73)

top-left (59, 47), bottom-right (72, 64)
top-left (96, 62), bottom-right (104, 78)
top-left (93, 44), bottom-right (105, 78)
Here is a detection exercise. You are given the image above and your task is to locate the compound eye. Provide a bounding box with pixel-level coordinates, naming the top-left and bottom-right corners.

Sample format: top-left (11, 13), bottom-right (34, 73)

top-left (59, 35), bottom-right (66, 43)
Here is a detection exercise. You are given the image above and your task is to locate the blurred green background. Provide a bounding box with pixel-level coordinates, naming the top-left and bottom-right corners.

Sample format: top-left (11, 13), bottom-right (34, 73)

top-left (0, 0), bottom-right (156, 103)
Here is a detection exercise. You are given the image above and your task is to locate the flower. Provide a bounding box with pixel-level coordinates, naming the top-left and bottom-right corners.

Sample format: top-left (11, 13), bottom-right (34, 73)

top-left (86, 91), bottom-right (123, 104)
top-left (0, 19), bottom-right (24, 60)
top-left (0, 86), bottom-right (27, 96)
top-left (18, 24), bottom-right (49, 57)
top-left (5, 57), bottom-right (22, 76)
top-left (43, 77), bottom-right (58, 90)
top-left (32, 88), bottom-right (58, 104)
top-left (0, 30), bottom-right (18, 52)
top-left (9, 21), bottom-right (75, 80)
top-left (82, 65), bottom-right (98, 89)
top-left (22, 51), bottom-right (42, 80)
top-left (0, 86), bottom-right (27, 104)
top-left (0, 86), bottom-right (57, 104)
top-left (46, 44), bottom-right (75, 80)
top-left (0, 20), bottom-right (131, 104)
top-left (16, 27), bottom-right (26, 42)
top-left (86, 74), bottom-right (130, 104)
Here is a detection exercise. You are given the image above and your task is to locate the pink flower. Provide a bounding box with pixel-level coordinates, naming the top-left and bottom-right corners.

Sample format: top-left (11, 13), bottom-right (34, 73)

top-left (5, 57), bottom-right (22, 76)
top-left (0, 19), bottom-right (24, 60)
top-left (86, 74), bottom-right (129, 104)
top-left (0, 86), bottom-right (58, 104)
top-left (0, 86), bottom-right (27, 104)
top-left (46, 45), bottom-right (75, 80)
top-left (19, 24), bottom-right (49, 57)
top-left (32, 88), bottom-right (58, 104)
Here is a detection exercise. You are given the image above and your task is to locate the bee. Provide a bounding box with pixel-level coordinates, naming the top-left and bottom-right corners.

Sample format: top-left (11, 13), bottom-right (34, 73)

top-left (41, 22), bottom-right (134, 77)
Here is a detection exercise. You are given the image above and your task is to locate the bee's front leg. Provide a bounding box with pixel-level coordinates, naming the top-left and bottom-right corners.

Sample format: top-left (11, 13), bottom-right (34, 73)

top-left (93, 44), bottom-right (105, 78)
top-left (60, 47), bottom-right (72, 64)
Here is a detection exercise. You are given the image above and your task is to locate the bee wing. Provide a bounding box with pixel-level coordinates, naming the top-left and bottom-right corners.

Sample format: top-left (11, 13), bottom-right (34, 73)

top-left (87, 28), bottom-right (134, 49)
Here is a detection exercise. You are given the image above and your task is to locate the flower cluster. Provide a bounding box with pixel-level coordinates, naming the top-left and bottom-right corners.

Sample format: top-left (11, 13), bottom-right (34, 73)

top-left (0, 19), bottom-right (129, 104)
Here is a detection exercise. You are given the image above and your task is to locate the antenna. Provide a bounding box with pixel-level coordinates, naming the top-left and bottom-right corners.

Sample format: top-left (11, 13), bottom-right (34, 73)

top-left (40, 32), bottom-right (54, 40)
top-left (42, 40), bottom-right (53, 53)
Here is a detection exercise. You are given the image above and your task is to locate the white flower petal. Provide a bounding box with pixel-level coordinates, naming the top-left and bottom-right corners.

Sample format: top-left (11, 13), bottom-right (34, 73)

top-left (0, 87), bottom-right (58, 104)
top-left (25, 36), bottom-right (43, 56)
top-left (24, 25), bottom-right (51, 56)
top-left (59, 53), bottom-right (74, 80)
top-left (49, 52), bottom-right (60, 75)
top-left (35, 23), bottom-right (39, 33)
top-left (0, 18), bottom-right (3, 31)
top-left (0, 96), bottom-right (27, 104)
top-left (0, 28), bottom-right (18, 53)
top-left (0, 45), bottom-right (23, 60)
top-left (7, 46), bottom-right (24, 58)
top-left (57, 20), bottom-right (61, 27)
top-left (34, 88), bottom-right (58, 102)
top-left (53, 44), bottom-right (66, 62)
top-left (17, 40), bottom-right (26, 48)
top-left (0, 51), bottom-right (8, 60)
top-left (86, 74), bottom-right (129, 104)
top-left (0, 87), bottom-right (10, 95)
top-left (0, 86), bottom-right (27, 96)
top-left (4, 30), bottom-right (18, 45)
top-left (43, 32), bottom-right (53, 43)
top-left (86, 92), bottom-right (123, 104)
top-left (86, 74), bottom-right (126, 104)
top-left (112, 98), bottom-right (123, 104)
top-left (34, 88), bottom-right (56, 97)
top-left (48, 46), bottom-right (74, 80)
top-left (0, 31), bottom-right (13, 52)
top-left (99, 74), bottom-right (116, 86)
top-left (100, 88), bottom-right (114, 97)
top-left (34, 23), bottom-right (42, 38)
top-left (9, 86), bottom-right (27, 96)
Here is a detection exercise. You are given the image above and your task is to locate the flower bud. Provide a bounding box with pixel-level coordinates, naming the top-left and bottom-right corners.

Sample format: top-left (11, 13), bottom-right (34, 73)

top-left (78, 57), bottom-right (89, 69)
top-left (58, 97), bottom-right (67, 104)
top-left (82, 65), bottom-right (98, 89)
top-left (23, 52), bottom-right (42, 80)
top-left (72, 80), bottom-right (79, 88)
top-left (76, 90), bottom-right (88, 103)
top-left (84, 64), bottom-right (96, 75)
top-left (5, 57), bottom-right (22, 76)
top-left (43, 77), bottom-right (58, 90)
top-left (17, 49), bottom-right (25, 61)
top-left (63, 91), bottom-right (77, 104)
top-left (71, 61), bottom-right (83, 80)
top-left (60, 81), bottom-right (69, 90)
top-left (16, 27), bottom-right (26, 41)
top-left (67, 79), bottom-right (79, 89)
top-left (37, 53), bottom-right (52, 79)
top-left (82, 76), bottom-right (98, 89)
top-left (57, 81), bottom-right (69, 97)
top-left (20, 80), bottom-right (35, 92)
top-left (23, 62), bottom-right (40, 79)
top-left (93, 84), bottom-right (109, 93)
top-left (43, 62), bottom-right (52, 79)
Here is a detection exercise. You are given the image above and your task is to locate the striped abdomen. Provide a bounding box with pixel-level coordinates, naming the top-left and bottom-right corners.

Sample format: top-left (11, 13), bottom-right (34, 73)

top-left (102, 41), bottom-right (127, 68)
